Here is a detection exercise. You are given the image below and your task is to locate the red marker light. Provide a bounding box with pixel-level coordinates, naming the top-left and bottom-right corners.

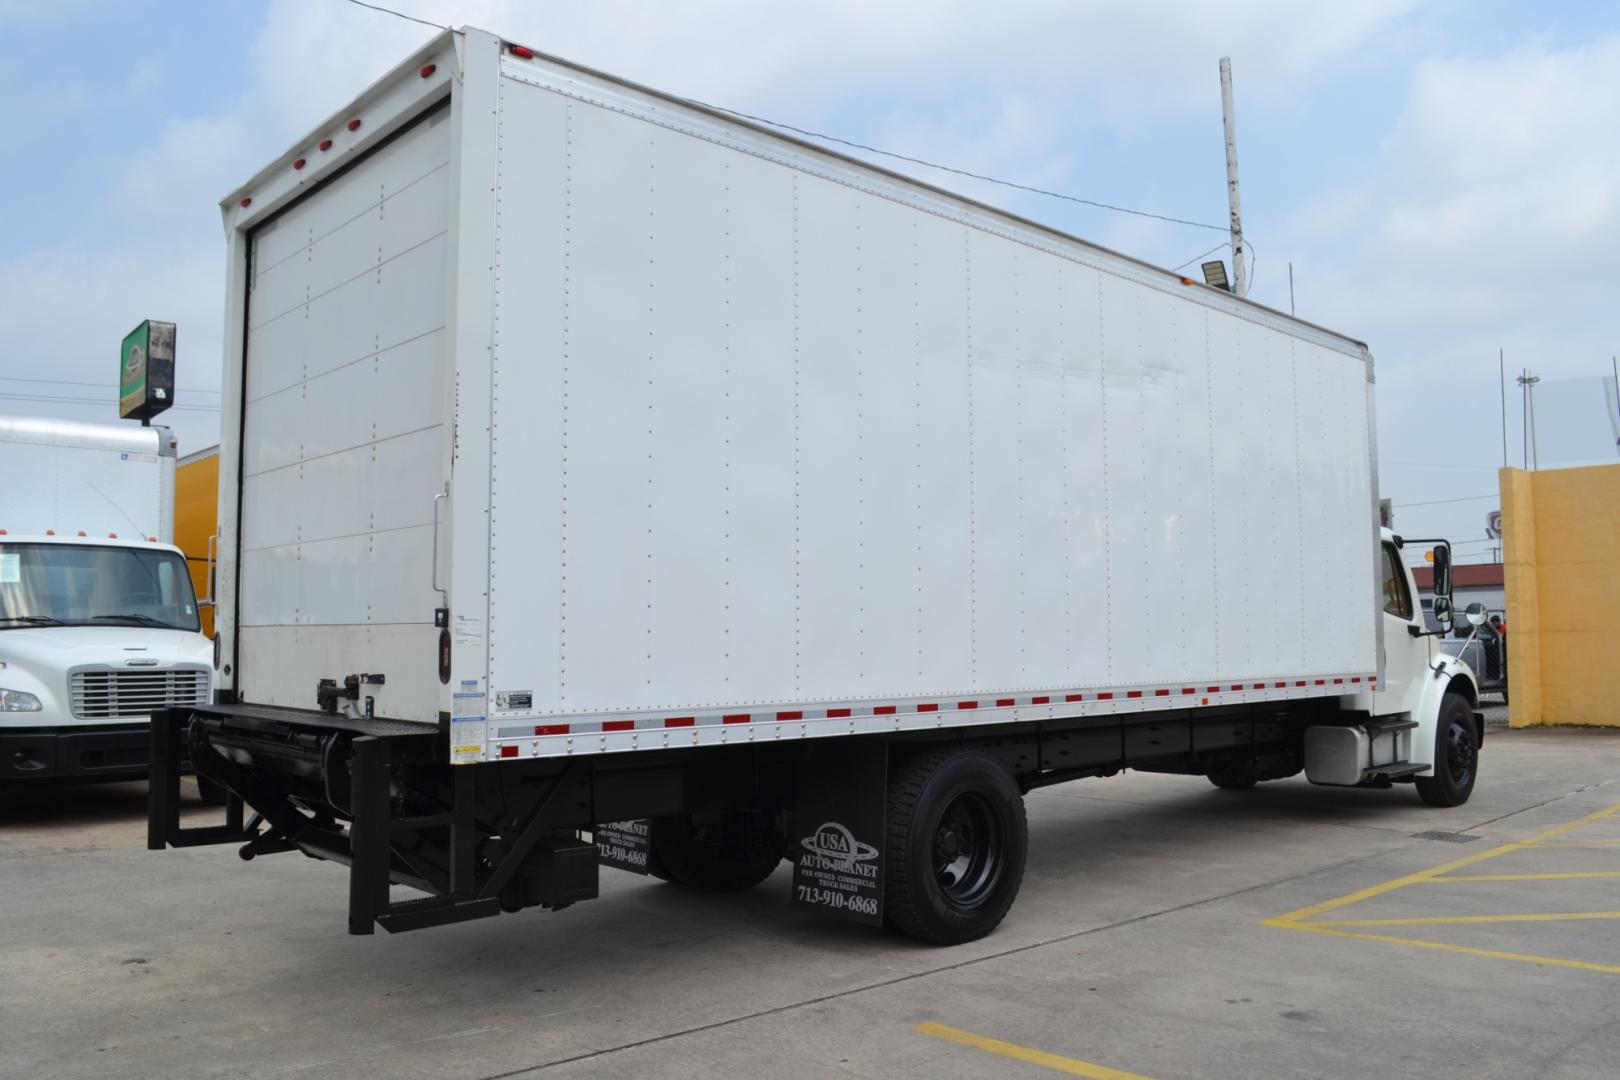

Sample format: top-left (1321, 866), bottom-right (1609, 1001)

top-left (293, 158), bottom-right (306, 170)
top-left (508, 43), bottom-right (535, 59)
top-left (347, 118), bottom-right (362, 132)
top-left (319, 139), bottom-right (333, 151)
top-left (420, 63), bottom-right (437, 78)
top-left (239, 197), bottom-right (251, 208)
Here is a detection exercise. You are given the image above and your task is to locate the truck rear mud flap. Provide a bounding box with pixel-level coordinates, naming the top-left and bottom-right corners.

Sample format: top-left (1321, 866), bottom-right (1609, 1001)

top-left (147, 706), bottom-right (596, 934)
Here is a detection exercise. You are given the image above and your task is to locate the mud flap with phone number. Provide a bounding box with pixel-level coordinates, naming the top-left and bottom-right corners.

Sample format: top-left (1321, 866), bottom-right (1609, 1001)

top-left (790, 740), bottom-right (887, 925)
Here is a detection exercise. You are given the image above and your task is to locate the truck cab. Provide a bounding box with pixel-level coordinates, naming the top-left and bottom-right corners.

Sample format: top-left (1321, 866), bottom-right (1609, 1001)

top-left (0, 535), bottom-right (212, 782)
top-left (1321, 528), bottom-right (1482, 805)
top-left (0, 417), bottom-right (213, 783)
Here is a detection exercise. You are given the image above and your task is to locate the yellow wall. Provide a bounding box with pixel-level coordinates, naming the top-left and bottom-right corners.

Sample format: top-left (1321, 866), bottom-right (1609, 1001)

top-left (175, 452), bottom-right (219, 638)
top-left (1500, 463), bottom-right (1620, 727)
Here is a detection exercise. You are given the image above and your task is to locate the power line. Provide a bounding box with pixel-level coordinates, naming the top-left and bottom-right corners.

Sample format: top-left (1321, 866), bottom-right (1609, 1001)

top-left (0, 374), bottom-right (220, 394)
top-left (1381, 458), bottom-right (1499, 471)
top-left (341, 0), bottom-right (446, 31)
top-left (1391, 493), bottom-right (1498, 509)
top-left (337, 0), bottom-right (1230, 236)
top-left (688, 98), bottom-right (1230, 234)
top-left (1173, 241), bottom-right (1230, 273)
top-left (0, 392), bottom-right (219, 412)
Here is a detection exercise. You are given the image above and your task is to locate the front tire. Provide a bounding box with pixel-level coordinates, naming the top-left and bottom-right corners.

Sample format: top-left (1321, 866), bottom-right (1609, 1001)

top-left (884, 749), bottom-right (1027, 945)
top-left (1415, 693), bottom-right (1479, 807)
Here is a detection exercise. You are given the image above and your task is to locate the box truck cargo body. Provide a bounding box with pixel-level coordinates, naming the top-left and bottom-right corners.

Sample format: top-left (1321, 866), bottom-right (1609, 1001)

top-left (153, 29), bottom-right (1484, 943)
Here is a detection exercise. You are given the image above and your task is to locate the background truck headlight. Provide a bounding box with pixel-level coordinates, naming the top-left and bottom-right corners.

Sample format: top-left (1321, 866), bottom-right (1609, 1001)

top-left (0, 687), bottom-right (43, 711)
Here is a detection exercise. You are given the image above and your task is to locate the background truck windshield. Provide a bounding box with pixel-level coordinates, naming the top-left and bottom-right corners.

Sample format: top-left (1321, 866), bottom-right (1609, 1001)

top-left (0, 543), bottom-right (200, 632)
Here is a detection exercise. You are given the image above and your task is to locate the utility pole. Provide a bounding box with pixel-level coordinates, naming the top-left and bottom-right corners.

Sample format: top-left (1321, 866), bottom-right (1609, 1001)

top-left (1498, 348), bottom-right (1507, 469)
top-left (1219, 57), bottom-right (1247, 298)
top-left (1517, 369), bottom-right (1540, 470)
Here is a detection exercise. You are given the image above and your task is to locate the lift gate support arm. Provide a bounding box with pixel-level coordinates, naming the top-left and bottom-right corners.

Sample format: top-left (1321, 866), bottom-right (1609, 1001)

top-left (146, 708), bottom-right (589, 935)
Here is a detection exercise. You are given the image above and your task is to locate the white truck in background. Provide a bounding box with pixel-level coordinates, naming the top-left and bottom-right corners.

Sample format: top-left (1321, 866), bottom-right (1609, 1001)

top-left (0, 416), bottom-right (212, 784)
top-left (150, 28), bottom-right (1483, 945)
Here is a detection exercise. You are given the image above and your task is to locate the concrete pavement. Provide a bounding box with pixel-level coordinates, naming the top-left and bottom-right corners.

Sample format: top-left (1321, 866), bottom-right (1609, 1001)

top-left (2, 719), bottom-right (1617, 1080)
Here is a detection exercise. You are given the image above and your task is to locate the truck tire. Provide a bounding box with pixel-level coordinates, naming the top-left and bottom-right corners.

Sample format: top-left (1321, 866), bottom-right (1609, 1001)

top-left (1415, 693), bottom-right (1479, 808)
top-left (649, 811), bottom-right (783, 892)
top-left (884, 749), bottom-right (1027, 945)
top-left (1206, 764), bottom-right (1258, 791)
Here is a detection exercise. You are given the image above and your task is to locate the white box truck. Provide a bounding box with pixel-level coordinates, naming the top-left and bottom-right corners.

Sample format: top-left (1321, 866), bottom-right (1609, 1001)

top-left (2, 416), bottom-right (213, 783)
top-left (151, 28), bottom-right (1483, 944)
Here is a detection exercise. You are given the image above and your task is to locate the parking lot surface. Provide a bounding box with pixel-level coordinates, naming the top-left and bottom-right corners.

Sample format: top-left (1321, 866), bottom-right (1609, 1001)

top-left (5, 715), bottom-right (1619, 1080)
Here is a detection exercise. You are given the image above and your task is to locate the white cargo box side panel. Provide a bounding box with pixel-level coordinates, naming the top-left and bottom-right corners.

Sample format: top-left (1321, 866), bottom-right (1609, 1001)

top-left (481, 57), bottom-right (1378, 752)
top-left (235, 105), bottom-right (453, 722)
top-left (0, 419), bottom-right (168, 540)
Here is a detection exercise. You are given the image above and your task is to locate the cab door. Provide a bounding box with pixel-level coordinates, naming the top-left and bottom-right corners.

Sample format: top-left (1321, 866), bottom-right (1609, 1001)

top-left (1378, 541), bottom-right (1425, 710)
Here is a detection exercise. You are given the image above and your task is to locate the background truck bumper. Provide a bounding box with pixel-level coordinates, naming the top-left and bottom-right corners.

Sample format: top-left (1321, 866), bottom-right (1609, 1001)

top-left (0, 724), bottom-right (152, 781)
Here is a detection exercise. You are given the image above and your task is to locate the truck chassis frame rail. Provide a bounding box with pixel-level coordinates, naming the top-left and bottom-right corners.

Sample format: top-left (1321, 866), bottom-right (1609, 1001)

top-left (147, 707), bottom-right (586, 933)
top-left (145, 697), bottom-right (1406, 939)
top-left (146, 705), bottom-right (721, 934)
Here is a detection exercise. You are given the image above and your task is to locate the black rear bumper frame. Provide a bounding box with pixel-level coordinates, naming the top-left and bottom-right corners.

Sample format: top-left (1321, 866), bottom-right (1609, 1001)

top-left (145, 706), bottom-right (592, 934)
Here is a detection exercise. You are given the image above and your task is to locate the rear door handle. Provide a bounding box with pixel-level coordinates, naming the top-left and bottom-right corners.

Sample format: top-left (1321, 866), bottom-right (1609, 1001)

top-left (432, 492), bottom-right (447, 597)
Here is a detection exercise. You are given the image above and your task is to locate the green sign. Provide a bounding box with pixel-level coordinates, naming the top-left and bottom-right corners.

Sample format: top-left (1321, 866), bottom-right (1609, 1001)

top-left (119, 320), bottom-right (175, 422)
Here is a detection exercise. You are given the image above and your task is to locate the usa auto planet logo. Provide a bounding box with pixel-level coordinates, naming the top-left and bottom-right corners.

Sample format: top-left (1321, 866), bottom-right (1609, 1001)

top-left (800, 821), bottom-right (879, 872)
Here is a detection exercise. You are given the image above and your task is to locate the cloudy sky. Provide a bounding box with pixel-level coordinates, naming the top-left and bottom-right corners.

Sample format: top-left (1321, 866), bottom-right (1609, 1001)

top-left (3, 0), bottom-right (1617, 563)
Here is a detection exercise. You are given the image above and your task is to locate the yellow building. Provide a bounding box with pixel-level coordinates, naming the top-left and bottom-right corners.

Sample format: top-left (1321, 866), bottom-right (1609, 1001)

top-left (1500, 462), bottom-right (1620, 727)
top-left (175, 445), bottom-right (219, 638)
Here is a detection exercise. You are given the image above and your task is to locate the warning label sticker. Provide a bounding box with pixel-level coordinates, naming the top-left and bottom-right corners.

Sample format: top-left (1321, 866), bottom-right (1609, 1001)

top-left (454, 613), bottom-right (483, 646)
top-left (451, 682), bottom-right (486, 763)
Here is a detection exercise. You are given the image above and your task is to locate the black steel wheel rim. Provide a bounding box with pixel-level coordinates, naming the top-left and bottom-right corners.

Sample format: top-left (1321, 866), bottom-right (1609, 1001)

top-left (932, 791), bottom-right (1003, 909)
top-left (1445, 718), bottom-right (1477, 786)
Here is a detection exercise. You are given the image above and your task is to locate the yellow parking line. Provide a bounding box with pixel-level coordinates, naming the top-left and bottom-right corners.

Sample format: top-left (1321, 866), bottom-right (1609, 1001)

top-left (1271, 803), bottom-right (1620, 925)
top-left (1269, 921), bottom-right (1620, 975)
top-left (1526, 842), bottom-right (1620, 849)
top-left (915, 1022), bottom-right (1157, 1080)
top-left (1426, 872), bottom-right (1620, 883)
top-left (1309, 911), bottom-right (1620, 928)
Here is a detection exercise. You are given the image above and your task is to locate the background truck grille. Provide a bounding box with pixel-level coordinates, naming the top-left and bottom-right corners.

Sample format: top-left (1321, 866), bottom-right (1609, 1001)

top-left (70, 669), bottom-right (210, 720)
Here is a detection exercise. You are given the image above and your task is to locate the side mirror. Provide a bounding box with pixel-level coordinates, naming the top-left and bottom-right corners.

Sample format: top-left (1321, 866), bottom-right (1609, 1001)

top-left (1431, 544), bottom-right (1452, 598)
top-left (1430, 543), bottom-right (1454, 633)
top-left (1465, 601), bottom-right (1487, 627)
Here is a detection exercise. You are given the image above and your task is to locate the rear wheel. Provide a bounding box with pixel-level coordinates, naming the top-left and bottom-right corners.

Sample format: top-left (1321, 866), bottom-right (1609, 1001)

top-left (1415, 693), bottom-right (1479, 807)
top-left (884, 749), bottom-right (1027, 945)
top-left (1206, 763), bottom-right (1258, 791)
top-left (649, 809), bottom-right (783, 892)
